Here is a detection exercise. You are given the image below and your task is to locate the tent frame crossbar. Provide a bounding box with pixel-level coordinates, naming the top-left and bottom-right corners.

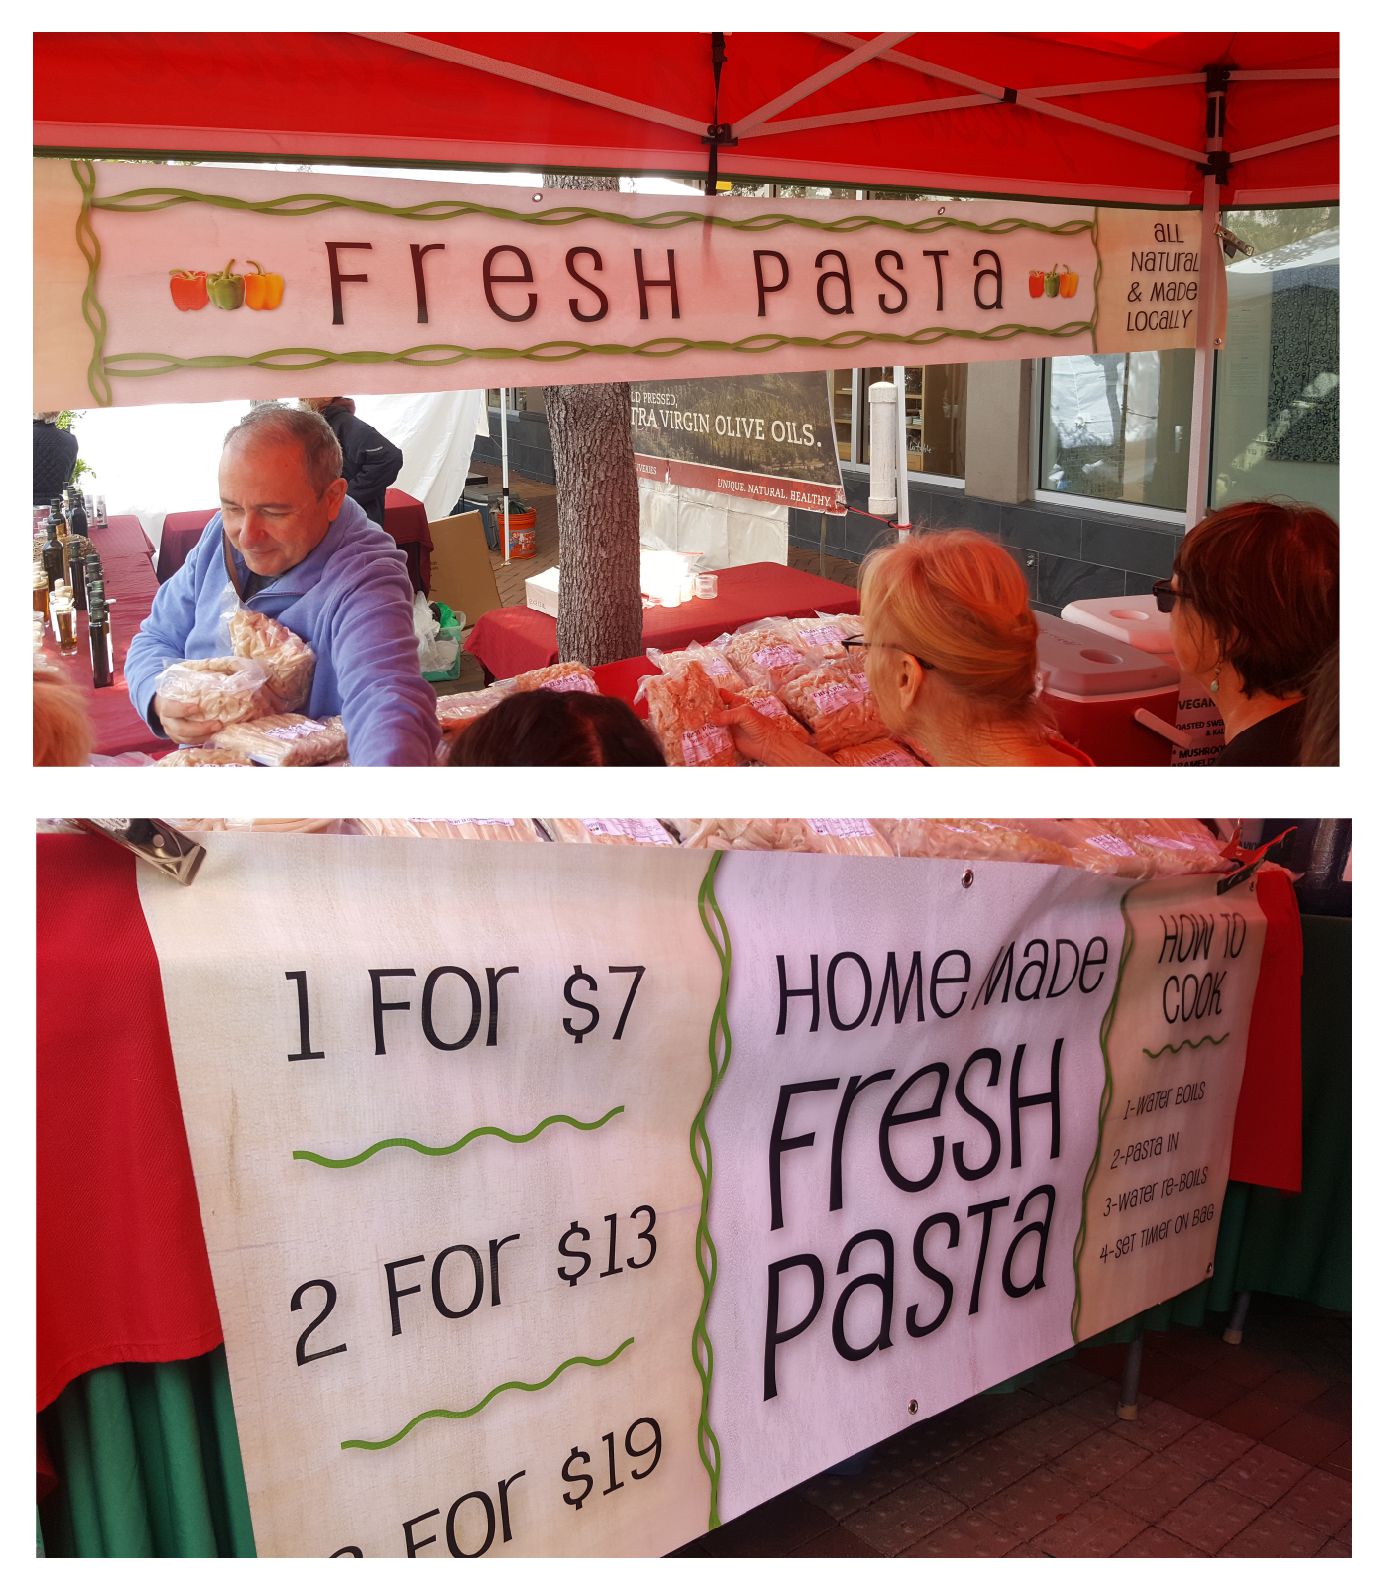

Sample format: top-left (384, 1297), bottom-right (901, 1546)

top-left (351, 32), bottom-right (707, 139)
top-left (733, 31), bottom-right (914, 136)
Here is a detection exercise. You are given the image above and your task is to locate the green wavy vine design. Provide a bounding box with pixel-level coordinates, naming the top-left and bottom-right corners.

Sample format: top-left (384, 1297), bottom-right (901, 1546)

top-left (1142, 1034), bottom-right (1229, 1060)
top-left (71, 161), bottom-right (113, 406)
top-left (1071, 887), bottom-right (1136, 1342)
top-left (292, 1105), bottom-right (624, 1169)
top-left (1091, 208), bottom-right (1103, 349)
top-left (100, 320), bottom-right (1094, 381)
top-left (92, 185), bottom-right (1095, 240)
top-left (691, 852), bottom-right (733, 1530)
top-left (341, 1339), bottom-right (635, 1452)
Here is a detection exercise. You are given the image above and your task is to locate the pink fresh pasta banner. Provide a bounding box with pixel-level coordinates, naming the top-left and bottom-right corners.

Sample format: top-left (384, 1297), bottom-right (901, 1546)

top-left (135, 834), bottom-right (1263, 1556)
top-left (34, 160), bottom-right (1224, 410)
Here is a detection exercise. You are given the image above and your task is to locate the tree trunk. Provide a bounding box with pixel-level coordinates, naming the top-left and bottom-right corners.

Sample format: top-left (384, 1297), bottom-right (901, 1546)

top-left (541, 172), bottom-right (643, 666)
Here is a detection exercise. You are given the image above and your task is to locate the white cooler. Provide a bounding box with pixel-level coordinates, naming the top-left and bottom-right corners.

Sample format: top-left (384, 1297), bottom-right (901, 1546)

top-left (1035, 613), bottom-right (1180, 766)
top-left (1061, 595), bottom-right (1225, 765)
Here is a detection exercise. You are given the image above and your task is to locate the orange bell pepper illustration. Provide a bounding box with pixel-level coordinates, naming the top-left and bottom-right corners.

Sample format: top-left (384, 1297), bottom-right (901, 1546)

top-left (243, 260), bottom-right (285, 311)
top-left (1059, 266), bottom-right (1079, 298)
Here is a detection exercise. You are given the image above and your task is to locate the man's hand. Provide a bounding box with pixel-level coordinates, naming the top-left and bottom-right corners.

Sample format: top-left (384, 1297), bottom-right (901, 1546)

top-left (153, 695), bottom-right (223, 745)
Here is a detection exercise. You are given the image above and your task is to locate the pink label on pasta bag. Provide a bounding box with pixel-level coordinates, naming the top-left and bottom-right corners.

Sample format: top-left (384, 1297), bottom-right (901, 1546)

top-left (583, 819), bottom-right (674, 844)
top-left (681, 726), bottom-right (734, 766)
top-left (807, 818), bottom-right (875, 839)
top-left (865, 749), bottom-right (914, 767)
top-left (701, 655), bottom-right (734, 676)
top-left (752, 645), bottom-right (801, 670)
top-left (542, 675), bottom-right (598, 693)
top-left (751, 696), bottom-right (789, 718)
top-left (812, 682), bottom-right (865, 714)
top-left (800, 626), bottom-right (844, 649)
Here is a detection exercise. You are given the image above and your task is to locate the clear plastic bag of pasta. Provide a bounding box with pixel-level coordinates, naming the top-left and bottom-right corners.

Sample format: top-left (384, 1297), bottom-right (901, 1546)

top-left (227, 608), bottom-right (315, 712)
top-left (154, 657), bottom-right (274, 726)
top-left (679, 817), bottom-right (892, 857)
top-left (351, 817), bottom-right (546, 842)
top-left (874, 818), bottom-right (1074, 866)
top-left (636, 660), bottom-right (742, 767)
top-left (778, 661), bottom-right (887, 754)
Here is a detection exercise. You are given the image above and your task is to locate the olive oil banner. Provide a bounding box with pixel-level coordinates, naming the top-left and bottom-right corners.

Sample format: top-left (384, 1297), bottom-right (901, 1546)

top-left (35, 159), bottom-right (1224, 410)
top-left (136, 833), bottom-right (1262, 1557)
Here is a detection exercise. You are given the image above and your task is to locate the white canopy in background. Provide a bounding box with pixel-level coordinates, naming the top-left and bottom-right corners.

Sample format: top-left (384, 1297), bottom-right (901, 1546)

top-left (70, 390), bottom-right (489, 549)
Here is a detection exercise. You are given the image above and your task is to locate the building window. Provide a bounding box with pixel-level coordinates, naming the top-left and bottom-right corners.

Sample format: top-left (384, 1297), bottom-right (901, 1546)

top-left (1211, 205), bottom-right (1338, 518)
top-left (1039, 349), bottom-right (1195, 511)
top-left (835, 366), bottom-right (967, 479)
top-left (1037, 205), bottom-right (1338, 518)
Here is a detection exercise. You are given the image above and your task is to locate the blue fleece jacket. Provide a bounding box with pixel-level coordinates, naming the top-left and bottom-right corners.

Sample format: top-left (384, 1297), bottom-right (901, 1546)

top-left (125, 500), bottom-right (439, 767)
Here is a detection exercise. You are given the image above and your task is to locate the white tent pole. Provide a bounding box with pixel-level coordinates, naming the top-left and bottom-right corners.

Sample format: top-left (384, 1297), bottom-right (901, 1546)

top-left (1185, 174), bottom-right (1223, 532)
top-left (893, 364), bottom-right (910, 542)
top-left (500, 388), bottom-right (511, 565)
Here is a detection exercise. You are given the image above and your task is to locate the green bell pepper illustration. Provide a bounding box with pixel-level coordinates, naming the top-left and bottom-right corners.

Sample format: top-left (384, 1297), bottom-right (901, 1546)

top-left (206, 259), bottom-right (246, 310)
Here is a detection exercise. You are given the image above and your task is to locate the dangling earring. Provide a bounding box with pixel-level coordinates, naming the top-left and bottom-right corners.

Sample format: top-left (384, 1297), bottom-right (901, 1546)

top-left (1209, 662), bottom-right (1222, 694)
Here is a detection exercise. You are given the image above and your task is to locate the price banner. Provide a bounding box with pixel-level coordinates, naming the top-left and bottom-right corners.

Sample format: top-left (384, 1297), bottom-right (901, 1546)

top-left (136, 834), bottom-right (1265, 1556)
top-left (35, 159), bottom-right (1223, 410)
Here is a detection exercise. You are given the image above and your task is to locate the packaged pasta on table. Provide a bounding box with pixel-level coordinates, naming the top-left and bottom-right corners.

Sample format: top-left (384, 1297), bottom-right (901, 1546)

top-left (786, 615), bottom-right (857, 658)
top-left (173, 818), bottom-right (343, 833)
top-left (227, 609), bottom-right (315, 711)
top-left (352, 817), bottom-right (546, 842)
top-left (720, 621), bottom-right (814, 691)
top-left (153, 657), bottom-right (273, 726)
top-left (738, 685), bottom-right (811, 744)
top-left (680, 817), bottom-right (892, 857)
top-left (210, 713), bottom-right (348, 767)
top-left (831, 738), bottom-right (921, 767)
top-left (508, 662), bottom-right (599, 695)
top-left (646, 642), bottom-right (747, 693)
top-left (874, 818), bottom-right (1073, 867)
top-left (778, 661), bottom-right (887, 754)
top-left (637, 660), bottom-right (742, 767)
top-left (158, 747), bottom-right (256, 767)
top-left (543, 818), bottom-right (678, 846)
top-left (1027, 819), bottom-right (1226, 878)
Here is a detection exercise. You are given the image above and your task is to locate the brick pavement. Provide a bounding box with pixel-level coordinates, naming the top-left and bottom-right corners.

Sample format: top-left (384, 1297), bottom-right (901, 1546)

top-left (666, 1296), bottom-right (1349, 1558)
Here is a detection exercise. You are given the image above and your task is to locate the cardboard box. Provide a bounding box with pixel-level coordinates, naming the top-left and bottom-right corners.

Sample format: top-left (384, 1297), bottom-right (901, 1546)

top-left (525, 565), bottom-right (561, 618)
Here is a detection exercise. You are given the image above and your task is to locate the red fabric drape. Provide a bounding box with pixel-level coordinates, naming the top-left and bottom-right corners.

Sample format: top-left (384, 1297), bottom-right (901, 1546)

top-left (36, 835), bottom-right (222, 1412)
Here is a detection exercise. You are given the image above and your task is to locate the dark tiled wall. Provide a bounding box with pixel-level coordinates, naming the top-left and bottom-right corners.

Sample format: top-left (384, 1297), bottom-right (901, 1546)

top-left (788, 469), bottom-right (1183, 613)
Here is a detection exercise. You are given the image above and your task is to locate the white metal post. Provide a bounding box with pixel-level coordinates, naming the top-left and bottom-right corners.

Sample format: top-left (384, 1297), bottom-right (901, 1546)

top-left (867, 380), bottom-right (898, 519)
top-left (1185, 177), bottom-right (1224, 530)
top-left (500, 387), bottom-right (512, 563)
top-left (893, 363), bottom-right (910, 541)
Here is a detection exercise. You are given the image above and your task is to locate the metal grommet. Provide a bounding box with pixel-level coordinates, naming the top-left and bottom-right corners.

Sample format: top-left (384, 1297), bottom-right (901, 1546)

top-left (937, 205), bottom-right (946, 214)
top-left (908, 1399), bottom-right (919, 1415)
top-left (532, 193), bottom-right (544, 203)
top-left (962, 869), bottom-right (975, 888)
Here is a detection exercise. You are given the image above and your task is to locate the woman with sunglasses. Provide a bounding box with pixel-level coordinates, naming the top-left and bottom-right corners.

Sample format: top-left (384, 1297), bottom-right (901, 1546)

top-left (1153, 500), bottom-right (1338, 766)
top-left (716, 530), bottom-right (1090, 766)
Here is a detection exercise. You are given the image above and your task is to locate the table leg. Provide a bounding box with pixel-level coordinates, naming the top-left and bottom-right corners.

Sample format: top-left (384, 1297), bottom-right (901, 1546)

top-left (1117, 1333), bottom-right (1144, 1421)
top-left (1223, 1290), bottom-right (1252, 1346)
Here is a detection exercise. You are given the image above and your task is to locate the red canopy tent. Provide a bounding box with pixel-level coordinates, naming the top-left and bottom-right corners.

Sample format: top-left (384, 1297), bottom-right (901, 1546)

top-left (34, 32), bottom-right (1337, 206)
top-left (33, 32), bottom-right (1339, 525)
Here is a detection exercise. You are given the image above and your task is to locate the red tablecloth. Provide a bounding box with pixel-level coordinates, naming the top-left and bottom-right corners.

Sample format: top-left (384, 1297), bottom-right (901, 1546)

top-left (35, 832), bottom-right (1306, 1411)
top-left (37, 515), bottom-right (168, 760)
top-left (156, 488), bottom-right (433, 592)
top-left (465, 562), bottom-right (862, 682)
top-left (37, 835), bottom-right (223, 1411)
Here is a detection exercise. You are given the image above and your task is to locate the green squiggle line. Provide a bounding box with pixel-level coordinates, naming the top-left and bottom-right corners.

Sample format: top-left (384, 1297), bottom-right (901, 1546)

top-left (71, 161), bottom-right (112, 407)
top-left (691, 853), bottom-right (732, 1530)
top-left (1071, 886), bottom-right (1136, 1342)
top-left (1142, 1033), bottom-right (1229, 1060)
top-left (292, 1106), bottom-right (623, 1169)
top-left (91, 186), bottom-right (1093, 240)
top-left (98, 320), bottom-right (1095, 382)
top-left (341, 1339), bottom-right (634, 1452)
